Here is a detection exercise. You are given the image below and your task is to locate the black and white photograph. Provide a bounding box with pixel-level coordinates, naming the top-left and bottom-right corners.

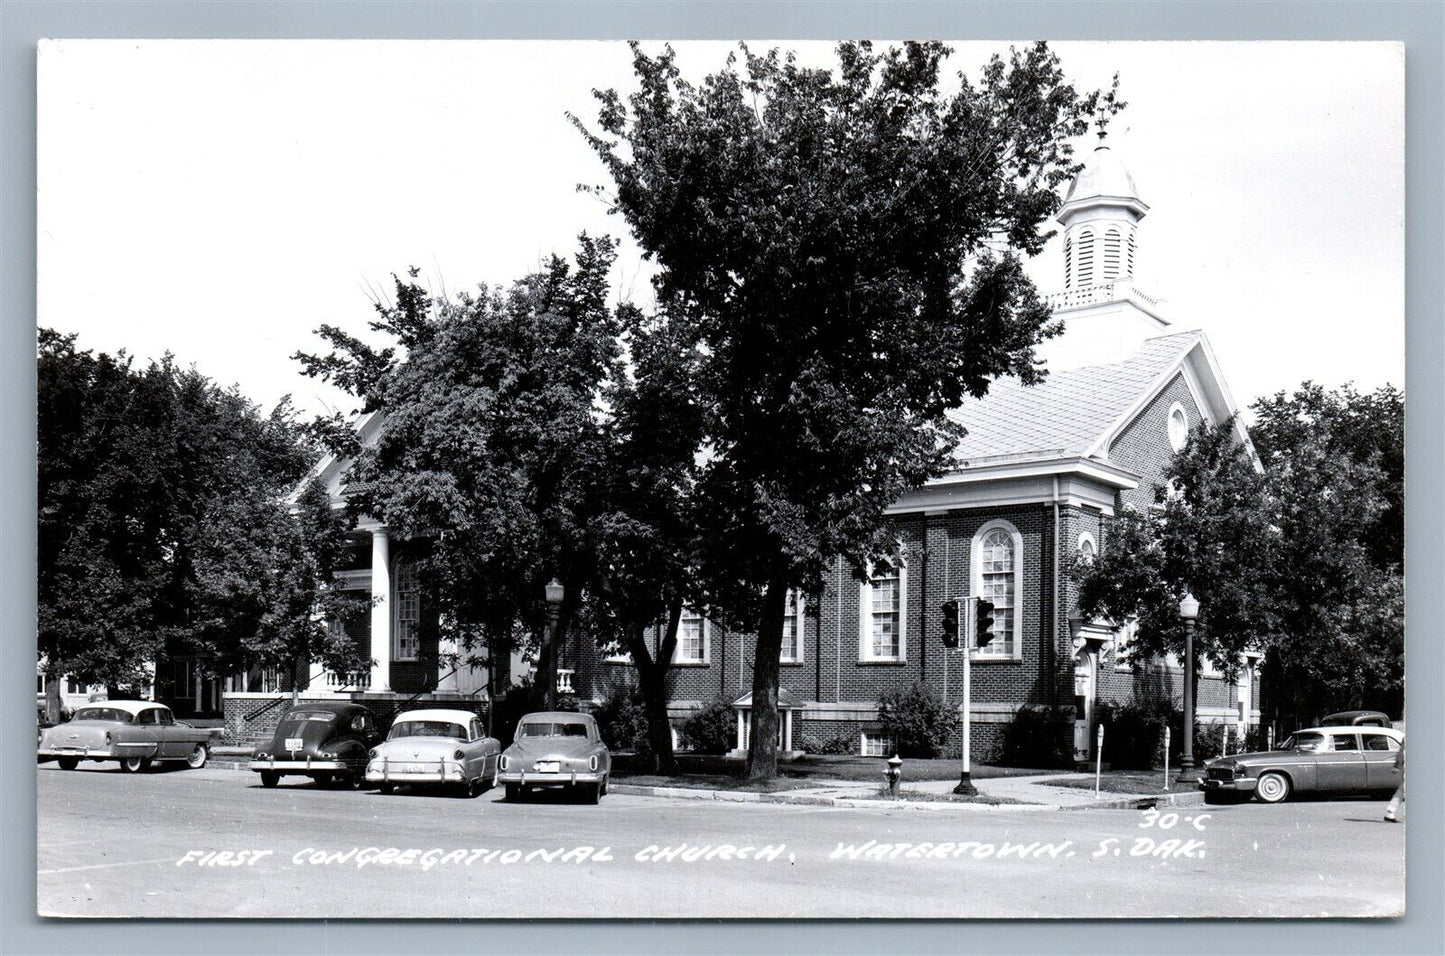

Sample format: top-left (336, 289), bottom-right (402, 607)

top-left (33, 36), bottom-right (1408, 922)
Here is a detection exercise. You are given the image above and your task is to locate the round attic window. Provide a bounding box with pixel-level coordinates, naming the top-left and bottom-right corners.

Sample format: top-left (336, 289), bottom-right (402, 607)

top-left (1167, 403), bottom-right (1188, 452)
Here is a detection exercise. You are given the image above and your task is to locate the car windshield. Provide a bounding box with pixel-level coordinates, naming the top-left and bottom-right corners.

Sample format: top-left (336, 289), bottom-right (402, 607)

top-left (518, 722), bottom-right (589, 738)
top-left (72, 707), bottom-right (131, 723)
top-left (389, 720), bottom-right (465, 740)
top-left (1280, 733), bottom-right (1325, 752)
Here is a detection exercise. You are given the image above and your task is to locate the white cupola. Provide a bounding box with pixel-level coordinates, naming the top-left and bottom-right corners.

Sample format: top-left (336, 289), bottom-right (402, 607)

top-left (1034, 140), bottom-right (1172, 373)
top-left (1057, 141), bottom-right (1149, 290)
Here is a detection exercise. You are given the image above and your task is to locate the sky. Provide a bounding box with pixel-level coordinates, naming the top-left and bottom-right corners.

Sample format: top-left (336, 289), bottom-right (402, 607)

top-left (37, 40), bottom-right (1404, 421)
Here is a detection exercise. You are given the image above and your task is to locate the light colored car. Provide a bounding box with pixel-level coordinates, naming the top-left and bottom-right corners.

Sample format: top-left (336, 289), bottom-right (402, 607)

top-left (37, 701), bottom-right (219, 773)
top-left (1201, 725), bottom-right (1404, 804)
top-left (497, 711), bottom-right (611, 804)
top-left (364, 709), bottom-right (500, 797)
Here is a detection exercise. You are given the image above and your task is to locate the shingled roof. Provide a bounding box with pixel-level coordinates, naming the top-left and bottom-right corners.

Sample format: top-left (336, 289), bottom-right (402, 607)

top-left (947, 330), bottom-right (1202, 464)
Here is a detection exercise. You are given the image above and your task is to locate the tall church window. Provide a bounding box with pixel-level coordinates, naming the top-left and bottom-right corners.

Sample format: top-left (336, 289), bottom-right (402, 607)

top-left (972, 520), bottom-right (1023, 658)
top-left (674, 609), bottom-right (709, 665)
top-left (859, 560), bottom-right (906, 662)
top-left (393, 560), bottom-right (420, 661)
top-left (781, 591), bottom-right (805, 663)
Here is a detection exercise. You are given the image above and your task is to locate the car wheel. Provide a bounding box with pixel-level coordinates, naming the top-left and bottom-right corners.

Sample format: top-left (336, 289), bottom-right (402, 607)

top-left (119, 755), bottom-right (151, 773)
top-left (260, 771), bottom-right (281, 789)
top-left (379, 783), bottom-right (395, 795)
top-left (580, 782), bottom-right (601, 805)
top-left (341, 773), bottom-right (363, 790)
top-left (600, 774), bottom-right (608, 798)
top-left (505, 783), bottom-right (522, 802)
top-left (1255, 771), bottom-right (1292, 804)
top-left (185, 744), bottom-right (208, 769)
top-left (57, 757), bottom-right (79, 771)
top-left (310, 772), bottom-right (333, 787)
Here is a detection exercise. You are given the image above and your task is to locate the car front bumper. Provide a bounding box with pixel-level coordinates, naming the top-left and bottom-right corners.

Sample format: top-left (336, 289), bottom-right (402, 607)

top-left (366, 759), bottom-right (468, 784)
top-left (250, 757), bottom-right (352, 774)
top-left (498, 769), bottom-right (605, 788)
top-left (1199, 776), bottom-right (1258, 793)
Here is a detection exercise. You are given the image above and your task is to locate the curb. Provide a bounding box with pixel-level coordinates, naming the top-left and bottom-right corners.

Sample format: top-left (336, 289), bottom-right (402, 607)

top-left (1058, 790), bottom-right (1208, 811)
top-left (607, 784), bottom-right (1060, 812)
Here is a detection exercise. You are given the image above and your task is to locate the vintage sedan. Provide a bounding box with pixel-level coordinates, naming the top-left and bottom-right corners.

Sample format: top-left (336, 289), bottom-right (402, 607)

top-left (250, 701), bottom-right (382, 789)
top-left (37, 701), bottom-right (219, 772)
top-left (364, 709), bottom-right (500, 797)
top-left (497, 711), bottom-right (611, 804)
top-left (1201, 725), bottom-right (1404, 804)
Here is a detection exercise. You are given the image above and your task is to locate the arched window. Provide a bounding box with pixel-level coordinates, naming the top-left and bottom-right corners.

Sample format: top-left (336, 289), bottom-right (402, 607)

top-left (393, 559), bottom-right (420, 661)
top-left (972, 521), bottom-right (1022, 658)
top-left (1103, 227), bottom-right (1122, 279)
top-left (1077, 531), bottom-right (1098, 563)
top-left (1076, 228), bottom-right (1095, 287)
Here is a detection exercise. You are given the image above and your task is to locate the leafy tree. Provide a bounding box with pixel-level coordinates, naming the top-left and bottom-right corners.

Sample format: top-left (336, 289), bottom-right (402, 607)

top-left (295, 238), bottom-right (626, 711)
top-left (574, 40), bottom-right (1121, 778)
top-left (1249, 383), bottom-right (1404, 722)
top-left (37, 330), bottom-right (317, 721)
top-left (1076, 420), bottom-right (1280, 699)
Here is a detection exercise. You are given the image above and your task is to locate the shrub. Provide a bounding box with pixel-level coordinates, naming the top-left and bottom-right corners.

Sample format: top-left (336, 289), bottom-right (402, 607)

top-left (590, 683), bottom-right (651, 757)
top-left (680, 696), bottom-right (735, 754)
top-left (1096, 699), bottom-right (1173, 769)
top-left (994, 705), bottom-right (1074, 769)
top-left (811, 732), bottom-right (857, 755)
top-left (877, 683), bottom-right (958, 758)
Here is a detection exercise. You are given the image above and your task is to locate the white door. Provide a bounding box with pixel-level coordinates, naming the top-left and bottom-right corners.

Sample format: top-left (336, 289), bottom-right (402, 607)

top-left (1073, 650), bottom-right (1094, 762)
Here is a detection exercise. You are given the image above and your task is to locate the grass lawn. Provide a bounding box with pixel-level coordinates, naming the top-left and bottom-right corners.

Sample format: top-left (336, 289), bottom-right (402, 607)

top-left (612, 753), bottom-right (1055, 792)
top-left (1043, 770), bottom-right (1180, 795)
top-left (852, 788), bottom-right (1030, 806)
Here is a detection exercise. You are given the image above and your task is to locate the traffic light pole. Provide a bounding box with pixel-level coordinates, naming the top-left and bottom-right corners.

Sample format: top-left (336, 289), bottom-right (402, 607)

top-left (954, 600), bottom-right (977, 796)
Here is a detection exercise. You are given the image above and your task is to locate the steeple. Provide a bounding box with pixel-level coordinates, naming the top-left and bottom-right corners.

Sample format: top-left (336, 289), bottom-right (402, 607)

top-left (1035, 139), bottom-right (1170, 373)
top-left (1057, 136), bottom-right (1149, 290)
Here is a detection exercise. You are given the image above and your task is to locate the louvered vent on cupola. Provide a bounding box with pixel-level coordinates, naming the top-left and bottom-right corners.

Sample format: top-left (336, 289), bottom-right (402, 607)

top-left (1103, 228), bottom-right (1122, 280)
top-left (1127, 231), bottom-right (1136, 277)
top-left (1064, 236), bottom-right (1072, 287)
top-left (1075, 228), bottom-right (1095, 287)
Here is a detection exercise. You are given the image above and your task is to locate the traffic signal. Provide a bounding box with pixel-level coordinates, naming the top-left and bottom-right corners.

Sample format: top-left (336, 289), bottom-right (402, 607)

top-left (940, 600), bottom-right (960, 648)
top-left (974, 597), bottom-right (996, 649)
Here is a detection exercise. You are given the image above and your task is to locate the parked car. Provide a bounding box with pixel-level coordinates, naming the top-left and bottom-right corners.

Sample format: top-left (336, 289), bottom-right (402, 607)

top-left (1200, 725), bottom-right (1404, 804)
top-left (1318, 710), bottom-right (1393, 729)
top-left (250, 701), bottom-right (382, 789)
top-left (37, 701), bottom-right (220, 772)
top-left (497, 711), bottom-right (611, 804)
top-left (364, 709), bottom-right (500, 797)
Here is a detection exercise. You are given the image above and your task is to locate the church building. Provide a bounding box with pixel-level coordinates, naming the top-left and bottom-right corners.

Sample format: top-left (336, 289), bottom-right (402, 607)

top-left (220, 145), bottom-right (1263, 762)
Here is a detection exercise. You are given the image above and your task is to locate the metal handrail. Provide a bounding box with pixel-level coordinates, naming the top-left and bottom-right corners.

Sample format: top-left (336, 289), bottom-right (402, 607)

top-left (242, 666), bottom-right (328, 722)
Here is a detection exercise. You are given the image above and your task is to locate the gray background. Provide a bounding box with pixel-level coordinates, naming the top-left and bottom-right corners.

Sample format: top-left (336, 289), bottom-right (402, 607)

top-left (2, 2), bottom-right (1440, 954)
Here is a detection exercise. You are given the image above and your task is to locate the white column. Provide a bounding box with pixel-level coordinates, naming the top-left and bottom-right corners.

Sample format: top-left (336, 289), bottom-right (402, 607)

top-left (736, 710), bottom-right (746, 752)
top-left (369, 529), bottom-right (392, 692)
top-left (783, 709), bottom-right (793, 753)
top-left (438, 636), bottom-right (460, 693)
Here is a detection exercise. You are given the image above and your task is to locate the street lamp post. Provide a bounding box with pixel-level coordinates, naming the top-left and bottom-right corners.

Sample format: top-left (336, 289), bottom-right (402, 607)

top-left (543, 579), bottom-right (564, 710)
top-left (1177, 593), bottom-right (1202, 784)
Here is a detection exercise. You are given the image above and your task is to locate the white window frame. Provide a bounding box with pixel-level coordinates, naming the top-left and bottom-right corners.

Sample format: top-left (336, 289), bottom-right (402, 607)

top-left (858, 559), bottom-right (907, 663)
top-left (860, 730), bottom-right (895, 757)
top-left (1077, 531), bottom-right (1098, 562)
top-left (392, 559), bottom-right (421, 662)
top-left (1167, 401), bottom-right (1189, 452)
top-left (780, 591), bottom-right (806, 664)
top-left (673, 609), bottom-right (710, 666)
top-left (971, 519), bottom-right (1024, 661)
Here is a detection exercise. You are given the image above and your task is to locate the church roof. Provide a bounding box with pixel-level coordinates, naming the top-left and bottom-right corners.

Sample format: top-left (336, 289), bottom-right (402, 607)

top-left (946, 330), bottom-right (1202, 463)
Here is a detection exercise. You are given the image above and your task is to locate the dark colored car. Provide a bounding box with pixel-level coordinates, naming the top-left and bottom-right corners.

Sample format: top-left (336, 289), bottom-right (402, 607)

top-left (1200, 725), bottom-right (1403, 804)
top-left (497, 711), bottom-right (611, 804)
top-left (1318, 710), bottom-right (1392, 729)
top-left (250, 701), bottom-right (382, 789)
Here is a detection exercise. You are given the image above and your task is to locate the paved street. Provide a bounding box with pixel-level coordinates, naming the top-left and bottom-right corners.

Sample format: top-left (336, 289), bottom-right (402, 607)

top-left (37, 763), bottom-right (1404, 919)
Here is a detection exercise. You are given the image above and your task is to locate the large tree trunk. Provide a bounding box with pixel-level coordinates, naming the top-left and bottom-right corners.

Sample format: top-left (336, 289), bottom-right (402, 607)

top-left (745, 571), bottom-right (790, 781)
top-left (44, 662), bottom-right (64, 723)
top-left (631, 605), bottom-right (682, 775)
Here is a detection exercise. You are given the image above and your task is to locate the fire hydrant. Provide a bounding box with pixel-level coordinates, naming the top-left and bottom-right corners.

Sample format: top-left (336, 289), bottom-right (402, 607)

top-left (884, 754), bottom-right (903, 799)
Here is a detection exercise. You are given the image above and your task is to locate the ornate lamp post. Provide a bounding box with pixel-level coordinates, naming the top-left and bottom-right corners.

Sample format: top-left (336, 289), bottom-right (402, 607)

top-left (543, 579), bottom-right (565, 710)
top-left (1177, 593), bottom-right (1202, 784)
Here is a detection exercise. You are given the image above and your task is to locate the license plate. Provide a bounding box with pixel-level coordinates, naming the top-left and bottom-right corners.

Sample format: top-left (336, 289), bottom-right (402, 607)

top-left (535, 761), bottom-right (560, 774)
top-left (403, 763), bottom-right (427, 774)
top-left (284, 738), bottom-right (304, 751)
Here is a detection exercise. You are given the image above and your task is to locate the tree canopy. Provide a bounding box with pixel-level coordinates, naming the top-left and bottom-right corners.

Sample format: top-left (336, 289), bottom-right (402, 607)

top-left (574, 40), bottom-right (1123, 777)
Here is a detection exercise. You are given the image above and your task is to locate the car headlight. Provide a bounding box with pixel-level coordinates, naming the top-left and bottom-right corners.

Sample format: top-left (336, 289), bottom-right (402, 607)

top-left (367, 748), bottom-right (377, 760)
top-left (104, 732), bottom-right (113, 746)
top-left (454, 749), bottom-right (465, 761)
top-left (256, 751), bottom-right (269, 760)
top-left (499, 754), bottom-right (509, 770)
